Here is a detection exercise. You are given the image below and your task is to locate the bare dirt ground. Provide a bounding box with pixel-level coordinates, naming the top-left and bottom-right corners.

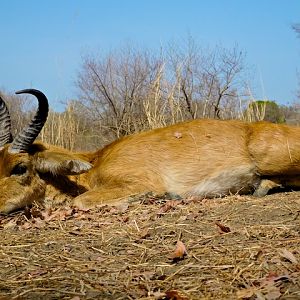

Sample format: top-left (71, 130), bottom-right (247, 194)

top-left (0, 192), bottom-right (299, 300)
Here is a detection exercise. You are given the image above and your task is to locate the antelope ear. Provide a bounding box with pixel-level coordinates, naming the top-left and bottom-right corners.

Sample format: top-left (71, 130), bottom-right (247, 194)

top-left (35, 151), bottom-right (92, 175)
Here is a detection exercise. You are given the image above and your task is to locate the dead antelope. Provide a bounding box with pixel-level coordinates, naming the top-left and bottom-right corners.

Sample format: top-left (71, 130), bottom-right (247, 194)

top-left (0, 89), bottom-right (299, 213)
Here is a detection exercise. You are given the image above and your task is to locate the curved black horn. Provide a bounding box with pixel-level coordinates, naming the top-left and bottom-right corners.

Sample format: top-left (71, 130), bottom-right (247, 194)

top-left (0, 95), bottom-right (12, 148)
top-left (8, 89), bottom-right (49, 153)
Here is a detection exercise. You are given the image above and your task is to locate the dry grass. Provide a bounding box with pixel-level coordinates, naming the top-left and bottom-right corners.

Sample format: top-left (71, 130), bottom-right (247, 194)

top-left (0, 192), bottom-right (299, 300)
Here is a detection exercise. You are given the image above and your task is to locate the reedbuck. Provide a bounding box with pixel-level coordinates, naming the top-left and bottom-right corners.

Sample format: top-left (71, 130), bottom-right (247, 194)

top-left (0, 89), bottom-right (299, 213)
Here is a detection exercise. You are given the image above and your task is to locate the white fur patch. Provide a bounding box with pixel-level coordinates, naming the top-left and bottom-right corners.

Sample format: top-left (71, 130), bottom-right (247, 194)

top-left (162, 165), bottom-right (259, 197)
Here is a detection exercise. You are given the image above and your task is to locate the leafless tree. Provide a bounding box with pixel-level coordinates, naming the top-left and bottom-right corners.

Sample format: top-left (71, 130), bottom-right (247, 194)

top-left (75, 39), bottom-right (249, 143)
top-left (76, 47), bottom-right (170, 141)
top-left (0, 90), bottom-right (31, 137)
top-left (166, 39), bottom-right (247, 119)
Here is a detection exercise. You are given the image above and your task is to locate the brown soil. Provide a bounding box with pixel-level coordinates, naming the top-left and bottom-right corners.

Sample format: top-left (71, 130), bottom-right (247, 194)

top-left (0, 192), bottom-right (299, 300)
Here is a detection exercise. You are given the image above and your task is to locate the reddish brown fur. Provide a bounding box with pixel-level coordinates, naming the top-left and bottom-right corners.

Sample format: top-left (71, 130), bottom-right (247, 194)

top-left (1, 119), bottom-right (300, 213)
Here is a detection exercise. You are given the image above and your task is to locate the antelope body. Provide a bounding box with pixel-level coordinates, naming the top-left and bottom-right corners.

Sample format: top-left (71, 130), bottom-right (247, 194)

top-left (0, 89), bottom-right (299, 214)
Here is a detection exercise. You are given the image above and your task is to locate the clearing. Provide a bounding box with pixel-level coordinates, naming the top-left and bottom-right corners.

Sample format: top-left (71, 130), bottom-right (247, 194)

top-left (0, 192), bottom-right (299, 299)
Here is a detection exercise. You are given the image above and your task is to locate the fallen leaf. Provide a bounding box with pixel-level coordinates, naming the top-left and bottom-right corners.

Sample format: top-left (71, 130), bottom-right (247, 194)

top-left (262, 273), bottom-right (290, 286)
top-left (165, 290), bottom-right (189, 300)
top-left (32, 217), bottom-right (46, 229)
top-left (158, 200), bottom-right (181, 215)
top-left (279, 248), bottom-right (298, 264)
top-left (19, 222), bottom-right (32, 230)
top-left (170, 241), bottom-right (187, 262)
top-left (41, 207), bottom-right (75, 222)
top-left (215, 221), bottom-right (231, 233)
top-left (121, 215), bottom-right (129, 222)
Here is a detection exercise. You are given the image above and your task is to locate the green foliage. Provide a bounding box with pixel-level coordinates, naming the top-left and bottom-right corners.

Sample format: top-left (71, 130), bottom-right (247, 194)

top-left (248, 100), bottom-right (286, 123)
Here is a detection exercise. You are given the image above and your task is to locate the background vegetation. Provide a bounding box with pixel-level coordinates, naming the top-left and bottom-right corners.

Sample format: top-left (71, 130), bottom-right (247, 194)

top-left (1, 38), bottom-right (300, 151)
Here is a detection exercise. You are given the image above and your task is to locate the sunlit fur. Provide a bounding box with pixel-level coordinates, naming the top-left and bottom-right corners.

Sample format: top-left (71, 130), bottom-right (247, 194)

top-left (0, 143), bottom-right (92, 213)
top-left (1, 119), bottom-right (300, 213)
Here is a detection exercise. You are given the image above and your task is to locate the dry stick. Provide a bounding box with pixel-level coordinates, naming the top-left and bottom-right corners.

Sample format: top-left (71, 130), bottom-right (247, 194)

top-left (13, 287), bottom-right (85, 299)
top-left (230, 262), bottom-right (255, 285)
top-left (163, 266), bottom-right (186, 282)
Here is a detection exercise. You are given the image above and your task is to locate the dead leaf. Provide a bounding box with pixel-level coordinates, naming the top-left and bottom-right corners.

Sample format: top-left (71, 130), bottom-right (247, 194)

top-left (158, 200), bottom-right (181, 215)
top-left (170, 241), bottom-right (187, 262)
top-left (279, 248), bottom-right (298, 264)
top-left (19, 222), bottom-right (32, 230)
top-left (121, 215), bottom-right (129, 222)
top-left (31, 217), bottom-right (46, 229)
top-left (165, 290), bottom-right (189, 300)
top-left (215, 221), bottom-right (231, 233)
top-left (41, 207), bottom-right (75, 222)
top-left (262, 273), bottom-right (290, 286)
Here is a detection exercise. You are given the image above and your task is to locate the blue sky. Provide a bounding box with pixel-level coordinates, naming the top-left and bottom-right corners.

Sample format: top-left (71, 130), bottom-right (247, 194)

top-left (0, 0), bottom-right (299, 110)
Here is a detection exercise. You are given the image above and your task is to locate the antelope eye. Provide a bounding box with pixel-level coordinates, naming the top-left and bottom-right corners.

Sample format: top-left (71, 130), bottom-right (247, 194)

top-left (11, 164), bottom-right (27, 175)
